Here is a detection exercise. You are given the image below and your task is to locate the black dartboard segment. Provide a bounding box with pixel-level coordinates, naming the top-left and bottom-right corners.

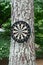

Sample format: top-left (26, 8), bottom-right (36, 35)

top-left (11, 21), bottom-right (31, 43)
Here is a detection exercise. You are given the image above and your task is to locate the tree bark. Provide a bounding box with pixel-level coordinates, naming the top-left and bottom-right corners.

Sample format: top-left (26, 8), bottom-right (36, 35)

top-left (9, 0), bottom-right (36, 65)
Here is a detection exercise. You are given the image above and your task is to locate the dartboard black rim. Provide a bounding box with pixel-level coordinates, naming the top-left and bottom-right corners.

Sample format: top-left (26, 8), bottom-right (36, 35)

top-left (11, 21), bottom-right (31, 43)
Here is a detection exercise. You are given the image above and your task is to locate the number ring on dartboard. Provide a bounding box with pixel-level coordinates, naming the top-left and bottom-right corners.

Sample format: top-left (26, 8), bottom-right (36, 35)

top-left (11, 21), bottom-right (31, 43)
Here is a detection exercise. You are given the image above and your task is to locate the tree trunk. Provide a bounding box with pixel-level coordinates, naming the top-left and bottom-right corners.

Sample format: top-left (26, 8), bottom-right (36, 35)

top-left (9, 0), bottom-right (36, 65)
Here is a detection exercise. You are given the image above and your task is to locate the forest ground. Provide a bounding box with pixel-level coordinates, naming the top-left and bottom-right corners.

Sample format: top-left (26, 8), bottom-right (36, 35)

top-left (36, 59), bottom-right (43, 65)
top-left (0, 58), bottom-right (43, 65)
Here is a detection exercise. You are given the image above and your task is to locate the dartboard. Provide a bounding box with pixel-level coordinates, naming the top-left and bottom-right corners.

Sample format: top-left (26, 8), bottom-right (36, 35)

top-left (11, 21), bottom-right (31, 43)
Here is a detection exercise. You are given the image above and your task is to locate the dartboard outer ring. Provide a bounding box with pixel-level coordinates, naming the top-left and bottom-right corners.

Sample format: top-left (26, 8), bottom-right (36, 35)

top-left (11, 21), bottom-right (31, 43)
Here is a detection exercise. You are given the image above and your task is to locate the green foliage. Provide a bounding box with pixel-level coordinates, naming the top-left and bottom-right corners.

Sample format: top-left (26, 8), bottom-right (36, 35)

top-left (0, 1), bottom-right (11, 27)
top-left (34, 0), bottom-right (43, 58)
top-left (0, 32), bottom-right (10, 60)
top-left (0, 1), bottom-right (11, 59)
